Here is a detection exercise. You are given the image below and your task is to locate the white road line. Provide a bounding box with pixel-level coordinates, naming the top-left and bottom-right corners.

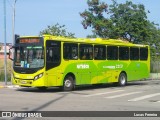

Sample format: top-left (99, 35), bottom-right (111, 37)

top-left (8, 85), bottom-right (19, 88)
top-left (128, 93), bottom-right (160, 102)
top-left (7, 85), bottom-right (20, 89)
top-left (83, 90), bottom-right (124, 97)
top-left (105, 91), bottom-right (143, 99)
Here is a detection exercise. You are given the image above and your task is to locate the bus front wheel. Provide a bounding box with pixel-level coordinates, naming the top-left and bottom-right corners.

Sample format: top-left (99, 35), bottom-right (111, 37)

top-left (63, 76), bottom-right (74, 91)
top-left (118, 72), bottom-right (127, 86)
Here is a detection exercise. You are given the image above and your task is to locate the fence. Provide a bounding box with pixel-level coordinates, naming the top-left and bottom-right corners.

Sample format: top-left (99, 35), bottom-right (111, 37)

top-left (150, 61), bottom-right (160, 79)
top-left (151, 61), bottom-right (160, 73)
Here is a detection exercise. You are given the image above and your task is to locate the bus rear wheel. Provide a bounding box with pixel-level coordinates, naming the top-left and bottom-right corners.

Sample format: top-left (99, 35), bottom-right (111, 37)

top-left (118, 72), bottom-right (127, 86)
top-left (63, 76), bottom-right (74, 91)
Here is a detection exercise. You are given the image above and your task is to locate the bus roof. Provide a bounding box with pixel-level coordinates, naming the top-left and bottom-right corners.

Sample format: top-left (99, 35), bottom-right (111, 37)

top-left (19, 35), bottom-right (149, 47)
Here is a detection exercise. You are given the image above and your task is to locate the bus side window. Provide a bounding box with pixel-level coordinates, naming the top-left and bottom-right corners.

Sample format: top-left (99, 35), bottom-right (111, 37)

top-left (140, 47), bottom-right (148, 60)
top-left (119, 47), bottom-right (129, 60)
top-left (130, 47), bottom-right (139, 60)
top-left (107, 46), bottom-right (118, 60)
top-left (63, 43), bottom-right (78, 60)
top-left (80, 44), bottom-right (93, 60)
top-left (94, 45), bottom-right (106, 60)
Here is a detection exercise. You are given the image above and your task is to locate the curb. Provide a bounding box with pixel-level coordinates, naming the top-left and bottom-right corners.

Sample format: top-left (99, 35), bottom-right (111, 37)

top-left (0, 85), bottom-right (5, 88)
top-left (0, 85), bottom-right (20, 89)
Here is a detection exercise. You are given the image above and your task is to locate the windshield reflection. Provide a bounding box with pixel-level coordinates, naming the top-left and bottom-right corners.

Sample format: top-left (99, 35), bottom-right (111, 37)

top-left (14, 46), bottom-right (44, 68)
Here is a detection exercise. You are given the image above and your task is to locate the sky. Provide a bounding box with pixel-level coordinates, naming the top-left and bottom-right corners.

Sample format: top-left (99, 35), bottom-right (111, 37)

top-left (0, 0), bottom-right (160, 43)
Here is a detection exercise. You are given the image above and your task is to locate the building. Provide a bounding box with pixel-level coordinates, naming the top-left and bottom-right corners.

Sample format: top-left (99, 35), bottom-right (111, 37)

top-left (0, 43), bottom-right (12, 59)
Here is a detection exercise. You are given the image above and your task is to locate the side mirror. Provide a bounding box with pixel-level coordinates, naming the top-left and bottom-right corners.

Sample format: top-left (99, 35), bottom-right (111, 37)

top-left (9, 46), bottom-right (14, 61)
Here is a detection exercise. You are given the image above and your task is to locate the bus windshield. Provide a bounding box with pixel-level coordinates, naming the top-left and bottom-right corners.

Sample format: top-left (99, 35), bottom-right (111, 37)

top-left (14, 46), bottom-right (44, 68)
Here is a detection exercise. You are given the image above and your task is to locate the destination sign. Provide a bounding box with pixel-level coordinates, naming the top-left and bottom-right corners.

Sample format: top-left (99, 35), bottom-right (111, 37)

top-left (19, 38), bottom-right (40, 43)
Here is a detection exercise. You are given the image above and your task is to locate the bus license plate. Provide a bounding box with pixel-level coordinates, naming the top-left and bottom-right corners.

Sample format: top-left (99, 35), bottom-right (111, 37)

top-left (21, 80), bottom-right (27, 84)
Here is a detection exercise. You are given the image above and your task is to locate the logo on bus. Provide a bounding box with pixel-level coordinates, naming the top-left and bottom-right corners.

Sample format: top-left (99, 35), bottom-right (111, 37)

top-left (103, 64), bottom-right (123, 69)
top-left (77, 64), bottom-right (89, 69)
top-left (116, 64), bottom-right (123, 68)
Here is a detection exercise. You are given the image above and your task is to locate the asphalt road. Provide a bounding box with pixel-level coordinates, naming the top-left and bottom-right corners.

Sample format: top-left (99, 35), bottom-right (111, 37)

top-left (0, 79), bottom-right (160, 120)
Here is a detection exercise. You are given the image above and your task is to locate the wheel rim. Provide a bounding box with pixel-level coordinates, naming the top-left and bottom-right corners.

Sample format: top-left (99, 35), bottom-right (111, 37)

top-left (64, 79), bottom-right (72, 88)
top-left (120, 75), bottom-right (126, 85)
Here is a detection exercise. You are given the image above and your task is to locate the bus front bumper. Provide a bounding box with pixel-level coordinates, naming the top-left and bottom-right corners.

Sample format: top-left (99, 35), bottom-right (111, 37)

top-left (12, 74), bottom-right (46, 87)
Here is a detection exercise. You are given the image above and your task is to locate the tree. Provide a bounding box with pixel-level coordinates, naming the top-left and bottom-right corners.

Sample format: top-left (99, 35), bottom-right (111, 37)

top-left (40, 23), bottom-right (75, 38)
top-left (109, 1), bottom-right (150, 43)
top-left (80, 0), bottom-right (159, 43)
top-left (80, 0), bottom-right (160, 59)
top-left (149, 26), bottom-right (160, 60)
top-left (80, 0), bottom-right (109, 38)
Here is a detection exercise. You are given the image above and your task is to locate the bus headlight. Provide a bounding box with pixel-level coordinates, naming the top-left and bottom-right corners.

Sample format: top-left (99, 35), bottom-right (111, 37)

top-left (34, 73), bottom-right (43, 80)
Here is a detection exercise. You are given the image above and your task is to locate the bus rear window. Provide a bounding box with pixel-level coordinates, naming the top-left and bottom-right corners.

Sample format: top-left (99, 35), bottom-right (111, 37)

top-left (140, 47), bottom-right (148, 60)
top-left (130, 47), bottom-right (139, 60)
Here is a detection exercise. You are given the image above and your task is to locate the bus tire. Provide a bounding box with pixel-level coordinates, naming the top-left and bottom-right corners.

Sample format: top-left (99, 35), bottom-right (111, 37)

top-left (118, 72), bottom-right (127, 86)
top-left (63, 75), bottom-right (74, 91)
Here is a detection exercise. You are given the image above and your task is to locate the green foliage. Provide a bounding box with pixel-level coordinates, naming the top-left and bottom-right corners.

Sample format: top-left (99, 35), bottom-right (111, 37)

top-left (80, 0), bottom-right (108, 38)
top-left (0, 59), bottom-right (12, 82)
top-left (80, 0), bottom-right (160, 59)
top-left (109, 1), bottom-right (149, 42)
top-left (151, 60), bottom-right (160, 73)
top-left (0, 72), bottom-right (11, 82)
top-left (40, 23), bottom-right (75, 38)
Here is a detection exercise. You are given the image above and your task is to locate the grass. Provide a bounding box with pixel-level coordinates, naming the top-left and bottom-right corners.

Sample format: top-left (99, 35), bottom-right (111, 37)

top-left (0, 59), bottom-right (12, 82)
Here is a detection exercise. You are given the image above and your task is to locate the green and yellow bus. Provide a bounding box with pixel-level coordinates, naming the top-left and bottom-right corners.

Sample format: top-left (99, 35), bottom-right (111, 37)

top-left (9, 35), bottom-right (150, 91)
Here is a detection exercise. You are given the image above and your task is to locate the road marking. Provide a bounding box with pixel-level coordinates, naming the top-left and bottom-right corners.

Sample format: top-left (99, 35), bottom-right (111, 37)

top-left (128, 93), bottom-right (160, 102)
top-left (7, 85), bottom-right (20, 89)
top-left (83, 90), bottom-right (124, 97)
top-left (105, 91), bottom-right (143, 99)
top-left (0, 85), bottom-right (20, 89)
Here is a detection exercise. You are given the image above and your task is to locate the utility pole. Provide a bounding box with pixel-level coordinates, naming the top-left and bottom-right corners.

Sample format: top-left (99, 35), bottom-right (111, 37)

top-left (3, 0), bottom-right (7, 85)
top-left (11, 0), bottom-right (18, 85)
top-left (12, 0), bottom-right (17, 45)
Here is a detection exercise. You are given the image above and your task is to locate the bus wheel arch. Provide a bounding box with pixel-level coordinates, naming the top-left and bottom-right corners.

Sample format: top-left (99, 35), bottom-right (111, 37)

top-left (118, 71), bottom-right (127, 86)
top-left (63, 73), bottom-right (76, 91)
